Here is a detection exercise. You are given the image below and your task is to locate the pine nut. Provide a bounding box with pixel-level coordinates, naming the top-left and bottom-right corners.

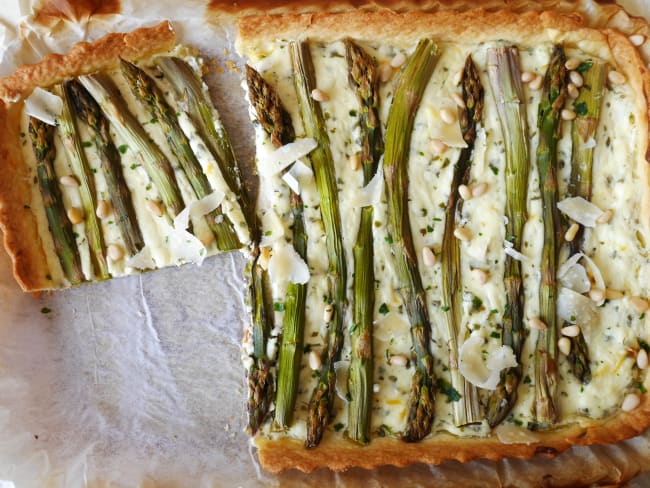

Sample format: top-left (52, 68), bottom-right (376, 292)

top-left (199, 230), bottom-right (215, 247)
top-left (379, 63), bottom-right (394, 83)
top-left (451, 92), bottom-right (465, 108)
top-left (390, 52), bottom-right (406, 68)
top-left (608, 70), bottom-right (626, 85)
top-left (589, 288), bottom-right (605, 302)
top-left (349, 153), bottom-right (361, 171)
top-left (107, 243), bottom-right (124, 261)
top-left (59, 175), bottom-right (79, 187)
top-left (528, 74), bottom-right (543, 90)
top-left (458, 184), bottom-right (472, 200)
top-left (323, 304), bottom-right (334, 323)
top-left (389, 354), bottom-right (408, 367)
top-left (311, 88), bottom-right (330, 102)
top-left (530, 317), bottom-right (547, 330)
top-left (67, 207), bottom-right (83, 225)
top-left (605, 289), bottom-right (624, 300)
top-left (629, 296), bottom-right (649, 314)
top-left (145, 200), bottom-right (164, 217)
top-left (309, 350), bottom-right (322, 371)
top-left (521, 71), bottom-right (536, 83)
top-left (422, 246), bottom-right (437, 267)
top-left (96, 200), bottom-right (111, 219)
top-left (561, 109), bottom-right (577, 121)
top-left (596, 209), bottom-right (613, 224)
top-left (564, 223), bottom-right (580, 242)
top-left (440, 107), bottom-right (456, 124)
top-left (561, 325), bottom-right (581, 337)
top-left (471, 268), bottom-right (489, 284)
top-left (558, 337), bottom-right (571, 356)
top-left (431, 139), bottom-right (448, 154)
top-left (565, 58), bottom-right (581, 70)
top-left (567, 82), bottom-right (580, 99)
top-left (637, 349), bottom-right (649, 370)
top-left (621, 393), bottom-right (640, 412)
top-left (569, 70), bottom-right (584, 87)
top-left (471, 182), bottom-right (489, 198)
top-left (629, 34), bottom-right (645, 46)
top-left (259, 247), bottom-right (271, 270)
top-left (453, 227), bottom-right (472, 242)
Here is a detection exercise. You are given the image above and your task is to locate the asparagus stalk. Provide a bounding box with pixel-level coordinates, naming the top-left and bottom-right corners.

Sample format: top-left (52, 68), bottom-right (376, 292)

top-left (57, 83), bottom-right (109, 280)
top-left (565, 61), bottom-right (606, 383)
top-left (29, 117), bottom-right (84, 285)
top-left (345, 39), bottom-right (383, 444)
top-left (66, 79), bottom-right (145, 256)
top-left (441, 55), bottom-right (484, 427)
top-left (485, 47), bottom-right (530, 427)
top-left (534, 46), bottom-right (567, 425)
top-left (78, 73), bottom-right (185, 220)
top-left (156, 57), bottom-right (252, 227)
top-left (383, 39), bottom-right (439, 442)
top-left (244, 65), bottom-right (307, 431)
top-left (289, 40), bottom-right (347, 448)
top-left (120, 59), bottom-right (240, 251)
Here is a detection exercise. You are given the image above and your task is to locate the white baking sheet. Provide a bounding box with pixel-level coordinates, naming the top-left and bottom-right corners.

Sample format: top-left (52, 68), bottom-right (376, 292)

top-left (0, 1), bottom-right (650, 486)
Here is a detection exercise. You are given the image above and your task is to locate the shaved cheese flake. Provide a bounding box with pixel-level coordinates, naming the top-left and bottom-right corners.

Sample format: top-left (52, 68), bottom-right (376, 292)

top-left (557, 197), bottom-right (604, 227)
top-left (425, 97), bottom-right (467, 148)
top-left (289, 159), bottom-right (314, 181)
top-left (349, 158), bottom-right (384, 208)
top-left (259, 209), bottom-right (285, 247)
top-left (125, 246), bottom-right (156, 270)
top-left (259, 138), bottom-right (317, 175)
top-left (334, 360), bottom-right (350, 402)
top-left (504, 245), bottom-right (527, 262)
top-left (557, 287), bottom-right (596, 325)
top-left (267, 241), bottom-right (310, 285)
top-left (173, 190), bottom-right (225, 231)
top-left (558, 254), bottom-right (590, 293)
top-left (282, 171), bottom-right (301, 194)
top-left (494, 424), bottom-right (540, 444)
top-left (581, 253), bottom-right (605, 293)
top-left (459, 334), bottom-right (517, 390)
top-left (25, 87), bottom-right (63, 126)
top-left (162, 220), bottom-right (208, 266)
top-left (583, 137), bottom-right (596, 149)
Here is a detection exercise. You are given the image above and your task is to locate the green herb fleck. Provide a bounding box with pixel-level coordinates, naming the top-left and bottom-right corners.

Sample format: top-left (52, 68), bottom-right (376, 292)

top-left (118, 144), bottom-right (129, 154)
top-left (489, 163), bottom-right (499, 175)
top-left (40, 307), bottom-right (51, 314)
top-left (273, 302), bottom-right (285, 312)
top-left (379, 303), bottom-right (389, 315)
top-left (576, 60), bottom-right (593, 73)
top-left (575, 102), bottom-right (588, 117)
top-left (436, 378), bottom-right (461, 402)
top-left (334, 423), bottom-right (344, 432)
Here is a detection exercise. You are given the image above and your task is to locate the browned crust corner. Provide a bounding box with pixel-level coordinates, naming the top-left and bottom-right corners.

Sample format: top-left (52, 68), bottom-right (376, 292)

top-left (0, 21), bottom-right (176, 103)
top-left (255, 393), bottom-right (650, 473)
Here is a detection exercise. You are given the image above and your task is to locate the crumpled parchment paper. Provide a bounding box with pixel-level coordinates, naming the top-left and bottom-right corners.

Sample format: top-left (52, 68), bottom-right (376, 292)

top-left (0, 1), bottom-right (650, 486)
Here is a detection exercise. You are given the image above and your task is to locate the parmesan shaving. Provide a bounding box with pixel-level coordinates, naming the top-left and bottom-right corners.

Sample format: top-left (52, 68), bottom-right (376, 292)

top-left (125, 246), bottom-right (156, 270)
top-left (258, 138), bottom-right (317, 175)
top-left (259, 209), bottom-right (285, 247)
top-left (267, 242), bottom-right (310, 285)
top-left (557, 287), bottom-right (596, 325)
top-left (557, 197), bottom-right (604, 227)
top-left (459, 334), bottom-right (517, 390)
top-left (349, 158), bottom-right (384, 208)
top-left (424, 97), bottom-right (467, 148)
top-left (25, 87), bottom-right (63, 126)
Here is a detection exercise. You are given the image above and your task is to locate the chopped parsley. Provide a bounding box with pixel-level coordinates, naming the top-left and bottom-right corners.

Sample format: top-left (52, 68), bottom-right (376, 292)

top-left (378, 303), bottom-right (389, 315)
top-left (436, 378), bottom-right (461, 402)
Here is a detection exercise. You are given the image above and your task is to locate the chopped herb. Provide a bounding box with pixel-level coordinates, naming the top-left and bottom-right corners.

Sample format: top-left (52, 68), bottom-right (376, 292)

top-left (575, 102), bottom-right (588, 117)
top-left (471, 295), bottom-right (483, 310)
top-left (273, 302), bottom-right (285, 312)
top-left (441, 305), bottom-right (450, 312)
top-left (490, 308), bottom-right (499, 315)
top-left (638, 382), bottom-right (648, 394)
top-left (576, 60), bottom-right (593, 73)
top-left (40, 307), bottom-right (51, 314)
top-left (23, 204), bottom-right (31, 209)
top-left (264, 230), bottom-right (272, 236)
top-left (435, 378), bottom-right (461, 402)
top-left (426, 225), bottom-right (434, 233)
top-left (523, 375), bottom-right (531, 384)
top-left (118, 144), bottom-right (129, 154)
top-left (490, 331), bottom-right (501, 339)
top-left (334, 423), bottom-right (344, 432)
top-left (379, 303), bottom-right (389, 315)
top-left (384, 235), bottom-right (393, 244)
top-left (489, 163), bottom-right (499, 175)
top-left (82, 141), bottom-right (93, 148)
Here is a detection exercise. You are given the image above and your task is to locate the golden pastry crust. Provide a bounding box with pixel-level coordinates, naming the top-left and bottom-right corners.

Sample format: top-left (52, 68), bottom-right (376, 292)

top-left (0, 22), bottom-right (176, 291)
top-left (238, 7), bottom-right (650, 473)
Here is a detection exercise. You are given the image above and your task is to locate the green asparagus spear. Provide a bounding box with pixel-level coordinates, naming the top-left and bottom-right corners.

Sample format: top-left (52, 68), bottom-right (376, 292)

top-left (565, 60), bottom-right (606, 383)
top-left (57, 83), bottom-right (109, 280)
top-left (534, 46), bottom-right (567, 426)
top-left (120, 59), bottom-right (240, 251)
top-left (485, 46), bottom-right (530, 427)
top-left (345, 39), bottom-right (383, 444)
top-left (156, 57), bottom-right (252, 227)
top-left (383, 39), bottom-right (439, 442)
top-left (66, 79), bottom-right (145, 256)
top-left (441, 55), bottom-right (484, 427)
top-left (289, 40), bottom-right (347, 448)
top-left (29, 117), bottom-right (84, 285)
top-left (78, 73), bottom-right (185, 220)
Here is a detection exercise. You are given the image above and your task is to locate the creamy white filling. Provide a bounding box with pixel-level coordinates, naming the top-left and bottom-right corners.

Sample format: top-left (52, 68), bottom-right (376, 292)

top-left (248, 36), bottom-right (650, 441)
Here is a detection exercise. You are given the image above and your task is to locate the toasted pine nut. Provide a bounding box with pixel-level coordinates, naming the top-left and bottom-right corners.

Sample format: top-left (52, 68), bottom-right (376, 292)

top-left (558, 337), bottom-right (571, 356)
top-left (389, 354), bottom-right (408, 367)
top-left (259, 247), bottom-right (271, 270)
top-left (605, 289), bottom-right (624, 300)
top-left (561, 325), bottom-right (581, 337)
top-left (349, 153), bottom-right (361, 171)
top-left (528, 74), bottom-right (543, 90)
top-left (454, 227), bottom-right (472, 242)
top-left (451, 92), bottom-right (465, 108)
top-left (145, 200), bottom-right (164, 217)
top-left (59, 175), bottom-right (79, 187)
top-left (471, 268), bottom-right (489, 284)
top-left (521, 71), bottom-right (536, 83)
top-left (561, 109), bottom-right (577, 121)
top-left (67, 207), bottom-right (83, 225)
top-left (564, 223), bottom-right (580, 242)
top-left (379, 63), bottom-right (394, 83)
top-left (565, 58), bottom-right (581, 70)
top-left (390, 52), bottom-right (407, 68)
top-left (323, 304), bottom-right (334, 323)
top-left (637, 349), bottom-right (649, 370)
top-left (621, 393), bottom-right (640, 412)
top-left (440, 107), bottom-right (456, 124)
top-left (530, 317), bottom-right (547, 330)
top-left (567, 83), bottom-right (580, 99)
top-left (422, 246), bottom-right (437, 267)
top-left (107, 243), bottom-right (124, 261)
top-left (311, 88), bottom-right (330, 102)
top-left (452, 69), bottom-right (463, 86)
top-left (471, 182), bottom-right (488, 198)
top-left (589, 288), bottom-right (605, 302)
top-left (608, 70), bottom-right (626, 85)
top-left (596, 209), bottom-right (613, 224)
top-left (629, 296), bottom-right (649, 314)
top-left (458, 184), bottom-right (472, 200)
top-left (309, 350), bottom-right (322, 370)
top-left (569, 70), bottom-right (584, 87)
top-left (431, 139), bottom-right (448, 154)
top-left (96, 200), bottom-right (111, 219)
top-left (629, 34), bottom-right (645, 47)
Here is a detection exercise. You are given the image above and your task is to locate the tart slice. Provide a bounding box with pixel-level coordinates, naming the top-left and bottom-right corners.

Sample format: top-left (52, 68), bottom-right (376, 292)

top-left (0, 22), bottom-right (250, 291)
top-left (237, 8), bottom-right (650, 473)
